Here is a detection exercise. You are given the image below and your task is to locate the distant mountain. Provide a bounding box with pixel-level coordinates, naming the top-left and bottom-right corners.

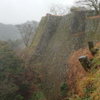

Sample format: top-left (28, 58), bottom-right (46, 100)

top-left (0, 23), bottom-right (21, 41)
top-left (0, 21), bottom-right (38, 41)
top-left (24, 21), bottom-right (38, 26)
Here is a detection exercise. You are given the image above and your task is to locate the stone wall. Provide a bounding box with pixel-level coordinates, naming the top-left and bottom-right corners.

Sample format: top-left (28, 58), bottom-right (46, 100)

top-left (30, 11), bottom-right (100, 100)
top-left (85, 16), bottom-right (100, 44)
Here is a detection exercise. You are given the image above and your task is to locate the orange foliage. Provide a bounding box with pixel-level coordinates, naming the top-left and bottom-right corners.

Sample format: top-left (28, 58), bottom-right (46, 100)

top-left (95, 42), bottom-right (100, 48)
top-left (66, 47), bottom-right (93, 96)
top-left (86, 15), bottom-right (100, 19)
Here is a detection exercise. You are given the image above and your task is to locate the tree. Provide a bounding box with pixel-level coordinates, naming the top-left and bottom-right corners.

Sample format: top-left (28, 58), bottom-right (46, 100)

top-left (16, 21), bottom-right (38, 47)
top-left (76, 0), bottom-right (100, 14)
top-left (0, 41), bottom-right (24, 100)
top-left (49, 4), bottom-right (69, 15)
top-left (0, 41), bottom-right (42, 100)
top-left (70, 6), bottom-right (87, 12)
top-left (70, 6), bottom-right (79, 12)
top-left (7, 39), bottom-right (25, 55)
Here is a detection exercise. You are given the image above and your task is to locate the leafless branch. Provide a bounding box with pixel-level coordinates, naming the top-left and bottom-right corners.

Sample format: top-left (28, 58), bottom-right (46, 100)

top-left (16, 21), bottom-right (38, 47)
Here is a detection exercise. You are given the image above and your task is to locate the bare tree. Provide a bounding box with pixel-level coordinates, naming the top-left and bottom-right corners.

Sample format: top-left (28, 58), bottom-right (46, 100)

top-left (76, 0), bottom-right (100, 14)
top-left (49, 4), bottom-right (69, 15)
top-left (16, 21), bottom-right (38, 47)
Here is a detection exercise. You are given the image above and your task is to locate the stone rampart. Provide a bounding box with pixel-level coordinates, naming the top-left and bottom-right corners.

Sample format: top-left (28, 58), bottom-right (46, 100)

top-left (30, 11), bottom-right (100, 100)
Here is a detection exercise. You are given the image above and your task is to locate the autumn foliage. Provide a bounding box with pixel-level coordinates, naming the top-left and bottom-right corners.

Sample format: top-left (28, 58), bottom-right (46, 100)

top-left (67, 47), bottom-right (93, 96)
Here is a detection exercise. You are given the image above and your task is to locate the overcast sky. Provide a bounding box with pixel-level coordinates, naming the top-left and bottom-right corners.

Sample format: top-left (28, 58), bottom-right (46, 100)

top-left (0, 0), bottom-right (75, 24)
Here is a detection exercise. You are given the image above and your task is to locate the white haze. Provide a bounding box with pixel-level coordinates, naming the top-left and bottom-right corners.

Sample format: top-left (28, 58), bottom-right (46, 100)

top-left (0, 0), bottom-right (75, 24)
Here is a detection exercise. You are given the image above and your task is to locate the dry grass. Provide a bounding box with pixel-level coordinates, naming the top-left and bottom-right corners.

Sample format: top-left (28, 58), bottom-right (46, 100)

top-left (67, 42), bottom-right (100, 100)
top-left (67, 47), bottom-right (93, 96)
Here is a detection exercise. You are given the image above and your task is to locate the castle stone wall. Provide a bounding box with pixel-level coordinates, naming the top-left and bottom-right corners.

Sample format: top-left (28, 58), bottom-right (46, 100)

top-left (31, 11), bottom-right (100, 100)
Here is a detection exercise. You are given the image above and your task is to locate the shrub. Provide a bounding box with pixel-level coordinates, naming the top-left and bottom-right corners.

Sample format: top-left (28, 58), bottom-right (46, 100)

top-left (28, 91), bottom-right (46, 100)
top-left (59, 82), bottom-right (68, 97)
top-left (14, 94), bottom-right (24, 100)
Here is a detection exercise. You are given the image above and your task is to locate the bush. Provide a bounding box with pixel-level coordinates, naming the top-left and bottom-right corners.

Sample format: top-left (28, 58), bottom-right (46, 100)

top-left (28, 91), bottom-right (46, 100)
top-left (59, 82), bottom-right (68, 97)
top-left (70, 6), bottom-right (79, 12)
top-left (14, 94), bottom-right (24, 100)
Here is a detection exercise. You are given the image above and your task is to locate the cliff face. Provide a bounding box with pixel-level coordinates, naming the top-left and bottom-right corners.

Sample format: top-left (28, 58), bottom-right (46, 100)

top-left (27, 11), bottom-right (100, 100)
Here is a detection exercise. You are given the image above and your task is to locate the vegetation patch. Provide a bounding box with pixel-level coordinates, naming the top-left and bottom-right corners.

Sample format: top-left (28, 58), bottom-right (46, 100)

top-left (0, 41), bottom-right (43, 100)
top-left (67, 43), bottom-right (100, 100)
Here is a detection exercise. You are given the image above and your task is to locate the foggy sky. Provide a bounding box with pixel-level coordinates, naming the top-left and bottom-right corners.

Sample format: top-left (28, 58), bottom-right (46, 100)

top-left (0, 0), bottom-right (75, 24)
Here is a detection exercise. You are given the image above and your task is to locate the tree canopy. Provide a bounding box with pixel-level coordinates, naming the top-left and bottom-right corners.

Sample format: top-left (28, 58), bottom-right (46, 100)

top-left (76, 0), bottom-right (100, 14)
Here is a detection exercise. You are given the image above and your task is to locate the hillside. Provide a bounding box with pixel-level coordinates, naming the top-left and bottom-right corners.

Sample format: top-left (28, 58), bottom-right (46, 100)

top-left (21, 10), bottom-right (100, 100)
top-left (68, 43), bottom-right (100, 100)
top-left (0, 41), bottom-right (42, 100)
top-left (0, 23), bottom-right (21, 41)
top-left (0, 21), bottom-right (38, 41)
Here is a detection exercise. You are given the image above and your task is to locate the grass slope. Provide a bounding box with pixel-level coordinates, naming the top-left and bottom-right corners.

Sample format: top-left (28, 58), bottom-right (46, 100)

top-left (68, 42), bottom-right (100, 100)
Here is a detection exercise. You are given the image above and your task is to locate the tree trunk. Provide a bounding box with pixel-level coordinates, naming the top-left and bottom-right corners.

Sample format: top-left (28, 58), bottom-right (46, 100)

top-left (88, 41), bottom-right (99, 56)
top-left (79, 56), bottom-right (92, 72)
